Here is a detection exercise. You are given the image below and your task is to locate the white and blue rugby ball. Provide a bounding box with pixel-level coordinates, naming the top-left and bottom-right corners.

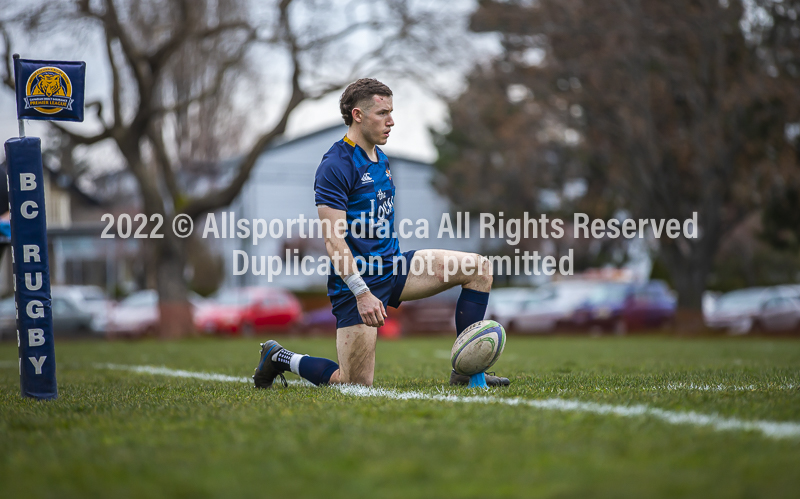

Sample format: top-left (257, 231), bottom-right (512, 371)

top-left (451, 320), bottom-right (506, 376)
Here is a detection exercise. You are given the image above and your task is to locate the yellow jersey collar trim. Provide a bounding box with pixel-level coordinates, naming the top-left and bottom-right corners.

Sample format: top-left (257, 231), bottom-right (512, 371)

top-left (343, 135), bottom-right (356, 147)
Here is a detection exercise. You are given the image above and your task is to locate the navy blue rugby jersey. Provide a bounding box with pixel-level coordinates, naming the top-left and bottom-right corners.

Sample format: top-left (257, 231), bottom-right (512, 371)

top-left (314, 135), bottom-right (401, 296)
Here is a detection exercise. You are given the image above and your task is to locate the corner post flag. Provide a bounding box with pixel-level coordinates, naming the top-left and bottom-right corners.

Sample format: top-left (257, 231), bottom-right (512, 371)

top-left (7, 54), bottom-right (85, 399)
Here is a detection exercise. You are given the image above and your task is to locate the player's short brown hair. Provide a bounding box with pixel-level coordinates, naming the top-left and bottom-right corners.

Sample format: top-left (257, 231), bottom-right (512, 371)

top-left (339, 78), bottom-right (393, 126)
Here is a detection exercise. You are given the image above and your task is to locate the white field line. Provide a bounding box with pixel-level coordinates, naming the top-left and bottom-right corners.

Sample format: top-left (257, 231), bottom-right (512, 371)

top-left (550, 383), bottom-right (799, 394)
top-left (97, 363), bottom-right (310, 386)
top-left (659, 382), bottom-right (798, 392)
top-left (95, 363), bottom-right (800, 440)
top-left (334, 385), bottom-right (800, 440)
top-left (100, 363), bottom-right (254, 384)
top-left (2, 361), bottom-right (795, 392)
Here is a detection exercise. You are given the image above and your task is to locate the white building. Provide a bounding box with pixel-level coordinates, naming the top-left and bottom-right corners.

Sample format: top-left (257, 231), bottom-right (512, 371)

top-left (213, 124), bottom-right (478, 291)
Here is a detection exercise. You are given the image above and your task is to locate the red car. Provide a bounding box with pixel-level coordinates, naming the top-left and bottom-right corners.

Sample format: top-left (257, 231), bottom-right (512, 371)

top-left (195, 287), bottom-right (302, 335)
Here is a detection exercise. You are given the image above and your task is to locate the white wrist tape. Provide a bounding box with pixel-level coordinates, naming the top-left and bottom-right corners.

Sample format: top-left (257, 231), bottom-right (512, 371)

top-left (344, 273), bottom-right (370, 296)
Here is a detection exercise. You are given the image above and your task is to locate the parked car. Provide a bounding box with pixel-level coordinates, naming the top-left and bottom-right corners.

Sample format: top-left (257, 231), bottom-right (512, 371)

top-left (0, 291), bottom-right (94, 339)
top-left (398, 286), bottom-right (460, 334)
top-left (51, 285), bottom-right (114, 334)
top-left (51, 290), bottom-right (96, 335)
top-left (754, 295), bottom-right (800, 333)
top-left (704, 286), bottom-right (800, 334)
top-left (300, 306), bottom-right (337, 335)
top-left (107, 290), bottom-right (206, 337)
top-left (486, 287), bottom-right (540, 325)
top-left (572, 280), bottom-right (677, 334)
top-left (194, 287), bottom-right (302, 335)
top-left (106, 290), bottom-right (160, 337)
top-left (0, 296), bottom-right (16, 340)
top-left (506, 280), bottom-right (605, 333)
top-left (300, 306), bottom-right (403, 338)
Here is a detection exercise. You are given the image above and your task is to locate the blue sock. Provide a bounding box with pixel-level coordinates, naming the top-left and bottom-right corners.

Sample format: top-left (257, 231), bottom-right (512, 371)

top-left (455, 288), bottom-right (490, 335)
top-left (298, 356), bottom-right (339, 386)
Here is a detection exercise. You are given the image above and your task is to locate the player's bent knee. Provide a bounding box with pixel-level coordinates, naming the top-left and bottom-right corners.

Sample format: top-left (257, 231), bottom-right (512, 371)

top-left (479, 254), bottom-right (493, 276)
top-left (472, 254), bottom-right (493, 289)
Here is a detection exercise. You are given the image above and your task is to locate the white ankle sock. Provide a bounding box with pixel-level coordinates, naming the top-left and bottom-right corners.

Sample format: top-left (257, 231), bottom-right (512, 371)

top-left (289, 354), bottom-right (306, 375)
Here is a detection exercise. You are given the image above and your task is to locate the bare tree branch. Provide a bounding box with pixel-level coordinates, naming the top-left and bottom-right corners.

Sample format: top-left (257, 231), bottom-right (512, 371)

top-left (50, 122), bottom-right (112, 145)
top-left (151, 28), bottom-right (255, 117)
top-left (104, 30), bottom-right (124, 130)
top-left (295, 20), bottom-right (381, 51)
top-left (182, 0), bottom-right (306, 219)
top-left (146, 0), bottom-right (191, 73)
top-left (0, 25), bottom-right (13, 91)
top-left (86, 0), bottom-right (150, 96)
top-left (3, 0), bottom-right (465, 333)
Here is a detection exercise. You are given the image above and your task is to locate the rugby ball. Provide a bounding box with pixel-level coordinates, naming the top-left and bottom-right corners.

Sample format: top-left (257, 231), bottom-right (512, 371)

top-left (451, 320), bottom-right (506, 376)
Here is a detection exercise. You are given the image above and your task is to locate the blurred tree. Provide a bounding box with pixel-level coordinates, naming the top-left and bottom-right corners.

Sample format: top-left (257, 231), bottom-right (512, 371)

top-left (761, 183), bottom-right (800, 253)
top-left (0, 0), bottom-right (467, 336)
top-left (436, 0), bottom-right (800, 309)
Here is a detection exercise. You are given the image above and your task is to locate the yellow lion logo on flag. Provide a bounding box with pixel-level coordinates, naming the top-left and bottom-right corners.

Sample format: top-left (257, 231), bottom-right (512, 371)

top-left (32, 74), bottom-right (66, 98)
top-left (24, 67), bottom-right (73, 115)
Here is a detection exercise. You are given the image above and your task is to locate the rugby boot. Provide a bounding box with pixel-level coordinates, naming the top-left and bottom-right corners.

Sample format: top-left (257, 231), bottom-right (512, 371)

top-left (449, 370), bottom-right (510, 387)
top-left (253, 340), bottom-right (288, 389)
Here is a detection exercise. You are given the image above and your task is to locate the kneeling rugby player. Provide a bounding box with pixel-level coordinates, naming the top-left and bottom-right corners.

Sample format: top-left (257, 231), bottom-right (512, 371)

top-left (254, 78), bottom-right (510, 388)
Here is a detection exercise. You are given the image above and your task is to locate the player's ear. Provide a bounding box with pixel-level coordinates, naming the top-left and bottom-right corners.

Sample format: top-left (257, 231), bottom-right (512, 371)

top-left (352, 107), bottom-right (363, 124)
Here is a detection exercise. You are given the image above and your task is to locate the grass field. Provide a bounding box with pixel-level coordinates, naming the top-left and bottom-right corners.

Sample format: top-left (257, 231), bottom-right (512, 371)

top-left (1, 335), bottom-right (800, 498)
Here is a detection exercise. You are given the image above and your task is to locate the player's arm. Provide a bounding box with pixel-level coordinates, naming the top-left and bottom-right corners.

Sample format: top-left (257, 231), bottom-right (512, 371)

top-left (318, 204), bottom-right (387, 327)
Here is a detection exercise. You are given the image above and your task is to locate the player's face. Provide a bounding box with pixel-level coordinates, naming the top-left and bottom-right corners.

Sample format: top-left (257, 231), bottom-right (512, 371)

top-left (359, 95), bottom-right (394, 146)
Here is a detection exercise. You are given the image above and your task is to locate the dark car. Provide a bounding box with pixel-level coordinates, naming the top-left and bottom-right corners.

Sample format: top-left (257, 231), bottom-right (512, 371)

top-left (51, 292), bottom-right (95, 335)
top-left (0, 297), bottom-right (15, 340)
top-left (300, 306), bottom-right (337, 335)
top-left (0, 292), bottom-right (94, 340)
top-left (573, 280), bottom-right (677, 334)
top-left (51, 285), bottom-right (114, 335)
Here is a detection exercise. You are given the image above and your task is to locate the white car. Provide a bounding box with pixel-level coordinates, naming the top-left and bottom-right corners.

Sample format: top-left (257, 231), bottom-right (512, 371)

top-left (704, 286), bottom-right (800, 334)
top-left (107, 290), bottom-right (206, 337)
top-left (486, 287), bottom-right (541, 326)
top-left (506, 280), bottom-right (605, 333)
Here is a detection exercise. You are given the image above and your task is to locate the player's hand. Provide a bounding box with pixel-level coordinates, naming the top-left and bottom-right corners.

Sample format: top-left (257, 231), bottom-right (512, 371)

top-left (356, 291), bottom-right (387, 327)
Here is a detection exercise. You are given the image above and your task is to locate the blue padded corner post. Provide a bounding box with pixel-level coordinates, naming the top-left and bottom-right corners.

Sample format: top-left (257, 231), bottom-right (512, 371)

top-left (5, 137), bottom-right (57, 400)
top-left (467, 372), bottom-right (489, 389)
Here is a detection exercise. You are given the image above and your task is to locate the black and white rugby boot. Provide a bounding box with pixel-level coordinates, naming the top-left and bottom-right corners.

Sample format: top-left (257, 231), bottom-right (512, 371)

top-left (253, 340), bottom-right (289, 389)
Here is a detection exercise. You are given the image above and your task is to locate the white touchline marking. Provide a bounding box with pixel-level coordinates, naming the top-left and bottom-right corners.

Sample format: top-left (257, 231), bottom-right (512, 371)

top-left (659, 382), bottom-right (798, 392)
top-left (94, 363), bottom-right (800, 440)
top-left (99, 363), bottom-right (254, 383)
top-left (334, 385), bottom-right (800, 440)
top-left (16, 362), bottom-right (797, 393)
top-left (548, 383), bottom-right (799, 394)
top-left (6, 361), bottom-right (793, 392)
top-left (96, 363), bottom-right (310, 386)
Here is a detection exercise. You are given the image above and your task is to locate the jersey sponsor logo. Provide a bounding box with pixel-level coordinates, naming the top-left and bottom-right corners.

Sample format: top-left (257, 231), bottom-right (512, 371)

top-left (361, 172), bottom-right (374, 184)
top-left (370, 195), bottom-right (395, 221)
top-left (385, 167), bottom-right (392, 180)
